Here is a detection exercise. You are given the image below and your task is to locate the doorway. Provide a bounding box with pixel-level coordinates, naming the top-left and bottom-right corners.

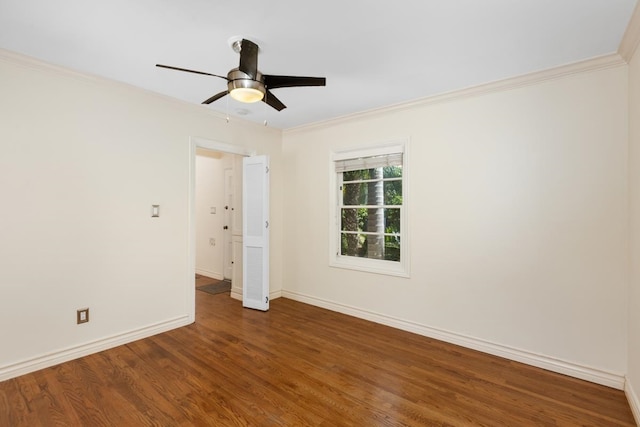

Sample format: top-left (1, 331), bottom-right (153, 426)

top-left (187, 137), bottom-right (256, 322)
top-left (194, 148), bottom-right (229, 281)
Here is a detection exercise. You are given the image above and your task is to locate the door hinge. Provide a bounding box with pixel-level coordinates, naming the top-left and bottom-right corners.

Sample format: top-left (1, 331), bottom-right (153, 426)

top-left (265, 166), bottom-right (270, 173)
top-left (265, 296), bottom-right (269, 303)
top-left (265, 220), bottom-right (269, 228)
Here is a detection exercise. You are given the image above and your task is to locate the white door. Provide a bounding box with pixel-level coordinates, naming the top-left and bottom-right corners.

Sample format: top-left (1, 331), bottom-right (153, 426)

top-left (242, 155), bottom-right (269, 311)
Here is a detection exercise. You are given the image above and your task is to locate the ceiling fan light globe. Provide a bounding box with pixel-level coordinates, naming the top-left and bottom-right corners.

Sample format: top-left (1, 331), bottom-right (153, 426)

top-left (230, 87), bottom-right (264, 103)
top-left (227, 68), bottom-right (265, 103)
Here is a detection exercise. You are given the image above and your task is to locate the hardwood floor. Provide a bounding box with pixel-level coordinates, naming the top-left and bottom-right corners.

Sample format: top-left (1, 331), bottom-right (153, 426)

top-left (0, 292), bottom-right (635, 426)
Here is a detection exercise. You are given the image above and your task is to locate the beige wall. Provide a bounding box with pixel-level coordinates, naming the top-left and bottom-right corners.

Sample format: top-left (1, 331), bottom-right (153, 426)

top-left (628, 40), bottom-right (640, 418)
top-left (0, 50), bottom-right (282, 378)
top-left (282, 63), bottom-right (629, 384)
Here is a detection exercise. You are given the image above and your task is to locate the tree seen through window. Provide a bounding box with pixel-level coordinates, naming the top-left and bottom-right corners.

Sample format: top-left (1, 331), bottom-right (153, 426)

top-left (340, 165), bottom-right (402, 261)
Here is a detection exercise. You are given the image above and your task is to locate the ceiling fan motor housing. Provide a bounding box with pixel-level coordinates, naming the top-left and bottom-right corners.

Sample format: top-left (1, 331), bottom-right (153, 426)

top-left (227, 68), bottom-right (265, 102)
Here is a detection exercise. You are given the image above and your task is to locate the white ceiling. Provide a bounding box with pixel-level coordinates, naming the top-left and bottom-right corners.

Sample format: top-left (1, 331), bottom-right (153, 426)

top-left (0, 0), bottom-right (637, 129)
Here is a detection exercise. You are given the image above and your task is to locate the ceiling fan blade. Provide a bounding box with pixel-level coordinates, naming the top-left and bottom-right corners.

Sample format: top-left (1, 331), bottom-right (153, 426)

top-left (238, 39), bottom-right (259, 79)
top-left (202, 91), bottom-right (228, 105)
top-left (263, 90), bottom-right (287, 111)
top-left (156, 64), bottom-right (228, 80)
top-left (263, 75), bottom-right (326, 89)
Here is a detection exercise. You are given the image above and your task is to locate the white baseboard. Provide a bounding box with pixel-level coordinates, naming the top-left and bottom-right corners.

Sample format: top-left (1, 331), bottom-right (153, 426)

top-left (230, 288), bottom-right (242, 301)
top-left (230, 289), bottom-right (282, 303)
top-left (627, 379), bottom-right (640, 426)
top-left (270, 290), bottom-right (282, 301)
top-left (282, 290), bottom-right (626, 390)
top-left (0, 315), bottom-right (191, 382)
top-left (195, 268), bottom-right (223, 280)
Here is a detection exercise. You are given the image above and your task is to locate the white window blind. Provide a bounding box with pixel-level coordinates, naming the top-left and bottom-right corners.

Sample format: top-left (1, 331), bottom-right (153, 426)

top-left (335, 152), bottom-right (403, 173)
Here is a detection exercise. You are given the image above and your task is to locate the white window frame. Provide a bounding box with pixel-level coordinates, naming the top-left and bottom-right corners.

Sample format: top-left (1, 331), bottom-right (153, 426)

top-left (329, 139), bottom-right (410, 277)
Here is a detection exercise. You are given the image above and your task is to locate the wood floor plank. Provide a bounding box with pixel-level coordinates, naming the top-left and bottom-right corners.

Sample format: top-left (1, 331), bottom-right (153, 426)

top-left (0, 292), bottom-right (636, 426)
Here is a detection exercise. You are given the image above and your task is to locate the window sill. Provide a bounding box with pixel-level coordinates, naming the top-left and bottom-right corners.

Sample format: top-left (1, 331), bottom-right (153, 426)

top-left (329, 256), bottom-right (410, 278)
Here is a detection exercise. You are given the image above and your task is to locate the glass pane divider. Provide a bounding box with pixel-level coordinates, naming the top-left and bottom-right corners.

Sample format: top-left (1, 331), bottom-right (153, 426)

top-left (342, 177), bottom-right (402, 184)
top-left (340, 205), bottom-right (403, 209)
top-left (340, 231), bottom-right (401, 237)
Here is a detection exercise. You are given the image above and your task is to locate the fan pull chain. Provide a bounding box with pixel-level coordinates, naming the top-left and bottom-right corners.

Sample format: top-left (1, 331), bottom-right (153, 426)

top-left (263, 92), bottom-right (268, 127)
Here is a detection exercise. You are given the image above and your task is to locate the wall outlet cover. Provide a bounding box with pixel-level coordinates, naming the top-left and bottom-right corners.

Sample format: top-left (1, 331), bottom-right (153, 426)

top-left (77, 308), bottom-right (89, 324)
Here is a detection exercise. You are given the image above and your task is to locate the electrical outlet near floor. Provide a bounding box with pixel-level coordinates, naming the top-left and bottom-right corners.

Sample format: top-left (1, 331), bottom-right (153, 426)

top-left (77, 308), bottom-right (89, 324)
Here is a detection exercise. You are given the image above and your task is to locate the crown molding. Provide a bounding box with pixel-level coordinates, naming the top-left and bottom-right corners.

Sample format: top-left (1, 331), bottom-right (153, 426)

top-left (619, 1), bottom-right (640, 62)
top-left (0, 48), bottom-right (282, 134)
top-left (285, 53), bottom-right (626, 135)
top-left (1, 46), bottom-right (628, 137)
top-left (0, 48), bottom-right (101, 82)
top-left (0, 47), bottom-right (228, 119)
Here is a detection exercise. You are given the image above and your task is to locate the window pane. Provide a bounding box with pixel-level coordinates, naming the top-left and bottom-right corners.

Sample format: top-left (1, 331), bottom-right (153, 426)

top-left (341, 208), bottom-right (366, 232)
top-left (342, 207), bottom-right (401, 233)
top-left (384, 235), bottom-right (401, 261)
top-left (341, 232), bottom-right (365, 257)
top-left (385, 207), bottom-right (401, 232)
top-left (340, 233), bottom-right (401, 261)
top-left (383, 181), bottom-right (402, 205)
top-left (343, 168), bottom-right (379, 182)
top-left (342, 182), bottom-right (367, 205)
top-left (383, 165), bottom-right (402, 179)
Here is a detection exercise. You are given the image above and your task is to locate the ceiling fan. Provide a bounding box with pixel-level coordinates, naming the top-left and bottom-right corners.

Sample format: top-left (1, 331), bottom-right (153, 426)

top-left (156, 38), bottom-right (326, 111)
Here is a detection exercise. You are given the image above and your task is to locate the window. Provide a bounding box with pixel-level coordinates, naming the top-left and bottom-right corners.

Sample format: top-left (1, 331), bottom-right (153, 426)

top-left (330, 142), bottom-right (409, 277)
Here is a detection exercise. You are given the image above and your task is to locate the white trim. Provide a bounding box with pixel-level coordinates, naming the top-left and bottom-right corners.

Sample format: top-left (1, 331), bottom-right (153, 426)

top-left (0, 47), bottom-right (114, 85)
top-left (281, 290), bottom-right (626, 390)
top-left (0, 49), bottom-right (274, 133)
top-left (619, 1), bottom-right (640, 63)
top-left (627, 379), bottom-right (640, 426)
top-left (230, 289), bottom-right (281, 302)
top-left (0, 47), bottom-right (222, 118)
top-left (191, 137), bottom-right (257, 157)
top-left (330, 256), bottom-right (409, 278)
top-left (0, 315), bottom-right (190, 382)
top-left (285, 54), bottom-right (625, 134)
top-left (270, 290), bottom-right (282, 301)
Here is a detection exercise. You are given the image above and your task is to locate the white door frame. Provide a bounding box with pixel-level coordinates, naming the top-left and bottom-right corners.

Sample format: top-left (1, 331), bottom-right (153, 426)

top-left (187, 136), bottom-right (256, 322)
